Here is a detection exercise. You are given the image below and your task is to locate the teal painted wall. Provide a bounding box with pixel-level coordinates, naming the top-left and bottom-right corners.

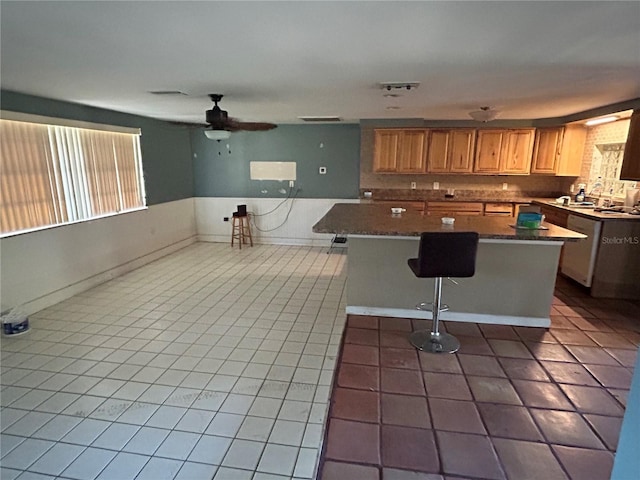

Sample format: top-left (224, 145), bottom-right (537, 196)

top-left (1, 90), bottom-right (194, 205)
top-left (191, 124), bottom-right (360, 198)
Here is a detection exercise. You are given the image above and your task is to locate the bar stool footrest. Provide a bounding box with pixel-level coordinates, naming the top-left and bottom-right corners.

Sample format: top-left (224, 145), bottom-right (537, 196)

top-left (409, 330), bottom-right (460, 354)
top-left (416, 302), bottom-right (449, 313)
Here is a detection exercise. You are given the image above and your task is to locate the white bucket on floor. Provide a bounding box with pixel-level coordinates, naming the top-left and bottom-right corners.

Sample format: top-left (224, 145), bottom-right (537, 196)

top-left (2, 307), bottom-right (30, 336)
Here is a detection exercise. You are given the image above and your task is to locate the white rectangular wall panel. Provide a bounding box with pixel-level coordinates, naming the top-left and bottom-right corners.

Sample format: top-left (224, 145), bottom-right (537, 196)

top-left (250, 161), bottom-right (297, 181)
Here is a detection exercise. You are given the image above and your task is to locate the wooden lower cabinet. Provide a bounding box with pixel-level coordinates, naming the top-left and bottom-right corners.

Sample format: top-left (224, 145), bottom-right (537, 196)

top-left (426, 202), bottom-right (483, 217)
top-left (374, 201), bottom-right (425, 214)
top-left (539, 205), bottom-right (569, 228)
top-left (484, 203), bottom-right (513, 216)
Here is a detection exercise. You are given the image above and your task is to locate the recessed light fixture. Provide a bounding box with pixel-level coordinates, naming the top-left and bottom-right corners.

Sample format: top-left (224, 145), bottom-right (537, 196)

top-left (585, 116), bottom-right (619, 126)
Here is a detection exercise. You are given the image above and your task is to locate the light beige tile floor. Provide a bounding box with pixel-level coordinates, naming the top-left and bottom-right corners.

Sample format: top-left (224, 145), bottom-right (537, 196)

top-left (1, 243), bottom-right (347, 480)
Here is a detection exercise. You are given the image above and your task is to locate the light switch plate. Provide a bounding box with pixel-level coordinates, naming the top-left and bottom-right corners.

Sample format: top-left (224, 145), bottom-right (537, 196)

top-left (319, 167), bottom-right (327, 174)
top-left (433, 182), bottom-right (440, 190)
top-left (502, 183), bottom-right (508, 190)
top-left (411, 182), bottom-right (417, 189)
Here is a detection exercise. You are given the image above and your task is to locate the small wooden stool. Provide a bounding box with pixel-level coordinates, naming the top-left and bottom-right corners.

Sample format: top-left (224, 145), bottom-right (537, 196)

top-left (231, 214), bottom-right (253, 249)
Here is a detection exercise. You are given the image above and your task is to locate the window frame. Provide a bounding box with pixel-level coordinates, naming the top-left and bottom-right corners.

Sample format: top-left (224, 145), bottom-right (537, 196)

top-left (1, 111), bottom-right (147, 238)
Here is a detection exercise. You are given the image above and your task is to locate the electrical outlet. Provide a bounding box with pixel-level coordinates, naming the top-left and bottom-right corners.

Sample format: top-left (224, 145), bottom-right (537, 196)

top-left (502, 183), bottom-right (508, 191)
top-left (570, 184), bottom-right (575, 193)
top-left (223, 217), bottom-right (229, 222)
top-left (289, 180), bottom-right (295, 187)
top-left (411, 182), bottom-right (417, 189)
top-left (433, 182), bottom-right (439, 190)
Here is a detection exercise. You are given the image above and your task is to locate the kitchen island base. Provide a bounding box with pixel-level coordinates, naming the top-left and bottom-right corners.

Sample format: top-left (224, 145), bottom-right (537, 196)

top-left (347, 236), bottom-right (562, 328)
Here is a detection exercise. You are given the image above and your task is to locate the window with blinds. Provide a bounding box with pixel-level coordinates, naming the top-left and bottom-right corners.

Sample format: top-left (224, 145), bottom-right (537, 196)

top-left (1, 117), bottom-right (146, 236)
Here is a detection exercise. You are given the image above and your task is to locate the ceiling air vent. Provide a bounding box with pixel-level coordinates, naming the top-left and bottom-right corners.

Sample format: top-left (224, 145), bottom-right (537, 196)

top-left (298, 116), bottom-right (342, 122)
top-left (379, 82), bottom-right (420, 91)
top-left (148, 90), bottom-right (188, 96)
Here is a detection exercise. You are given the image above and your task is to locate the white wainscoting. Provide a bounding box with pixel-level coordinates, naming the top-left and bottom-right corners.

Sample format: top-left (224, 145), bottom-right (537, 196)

top-left (195, 197), bottom-right (359, 246)
top-left (0, 198), bottom-right (197, 315)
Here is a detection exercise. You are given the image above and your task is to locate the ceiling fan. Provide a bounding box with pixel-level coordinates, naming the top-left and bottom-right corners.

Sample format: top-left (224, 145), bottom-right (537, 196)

top-left (203, 94), bottom-right (277, 139)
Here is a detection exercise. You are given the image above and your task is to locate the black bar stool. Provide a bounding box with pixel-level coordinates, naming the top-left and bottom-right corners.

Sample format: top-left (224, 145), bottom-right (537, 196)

top-left (408, 231), bottom-right (479, 353)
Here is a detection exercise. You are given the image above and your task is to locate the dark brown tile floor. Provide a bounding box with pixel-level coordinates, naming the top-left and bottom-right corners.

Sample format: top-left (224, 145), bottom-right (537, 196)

top-left (318, 276), bottom-right (640, 480)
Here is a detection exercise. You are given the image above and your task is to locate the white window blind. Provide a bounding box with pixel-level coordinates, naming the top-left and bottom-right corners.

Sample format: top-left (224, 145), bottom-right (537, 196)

top-left (1, 118), bottom-right (146, 236)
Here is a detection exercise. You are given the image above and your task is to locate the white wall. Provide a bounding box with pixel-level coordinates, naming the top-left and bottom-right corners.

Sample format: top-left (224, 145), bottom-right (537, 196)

top-left (1, 197), bottom-right (357, 315)
top-left (195, 197), bottom-right (359, 246)
top-left (0, 198), bottom-right (197, 315)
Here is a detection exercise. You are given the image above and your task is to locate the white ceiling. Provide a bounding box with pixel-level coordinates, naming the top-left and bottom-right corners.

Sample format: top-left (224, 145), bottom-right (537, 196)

top-left (1, 1), bottom-right (639, 125)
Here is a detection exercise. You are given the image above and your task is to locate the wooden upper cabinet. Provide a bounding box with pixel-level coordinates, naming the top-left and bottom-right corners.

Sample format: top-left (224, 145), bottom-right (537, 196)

top-left (474, 129), bottom-right (534, 174)
top-left (474, 130), bottom-right (504, 173)
top-left (556, 125), bottom-right (586, 176)
top-left (531, 126), bottom-right (586, 176)
top-left (398, 129), bottom-right (427, 173)
top-left (449, 130), bottom-right (476, 173)
top-left (373, 129), bottom-right (427, 173)
top-left (531, 128), bottom-right (563, 174)
top-left (620, 111), bottom-right (640, 181)
top-left (373, 130), bottom-right (401, 172)
top-left (426, 130), bottom-right (450, 173)
top-left (427, 129), bottom-right (476, 173)
top-left (501, 129), bottom-right (534, 174)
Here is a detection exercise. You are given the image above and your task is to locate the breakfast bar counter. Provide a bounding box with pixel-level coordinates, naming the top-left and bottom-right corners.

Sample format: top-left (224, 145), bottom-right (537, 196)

top-left (313, 203), bottom-right (586, 328)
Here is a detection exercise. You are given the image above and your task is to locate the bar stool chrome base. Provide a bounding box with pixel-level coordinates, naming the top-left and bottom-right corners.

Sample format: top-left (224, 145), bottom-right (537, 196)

top-left (409, 330), bottom-right (460, 354)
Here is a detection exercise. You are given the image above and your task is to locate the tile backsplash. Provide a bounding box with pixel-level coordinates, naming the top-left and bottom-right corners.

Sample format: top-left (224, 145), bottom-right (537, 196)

top-left (579, 118), bottom-right (634, 200)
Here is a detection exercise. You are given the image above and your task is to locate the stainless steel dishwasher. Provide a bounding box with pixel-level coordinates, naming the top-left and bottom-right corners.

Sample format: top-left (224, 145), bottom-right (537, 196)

top-left (561, 215), bottom-right (602, 287)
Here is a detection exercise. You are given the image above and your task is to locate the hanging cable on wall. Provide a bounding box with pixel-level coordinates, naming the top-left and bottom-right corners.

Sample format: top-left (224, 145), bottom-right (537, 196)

top-left (249, 186), bottom-right (300, 232)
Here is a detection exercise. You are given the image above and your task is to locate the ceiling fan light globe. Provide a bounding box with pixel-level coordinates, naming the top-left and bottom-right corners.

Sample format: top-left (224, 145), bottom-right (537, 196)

top-left (204, 129), bottom-right (231, 140)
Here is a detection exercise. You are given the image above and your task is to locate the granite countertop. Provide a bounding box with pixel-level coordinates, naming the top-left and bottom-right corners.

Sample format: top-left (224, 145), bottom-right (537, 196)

top-left (313, 204), bottom-right (586, 241)
top-left (532, 199), bottom-right (640, 221)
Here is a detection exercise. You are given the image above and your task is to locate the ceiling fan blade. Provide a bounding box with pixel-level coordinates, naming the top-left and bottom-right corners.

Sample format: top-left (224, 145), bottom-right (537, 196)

top-left (227, 119), bottom-right (277, 131)
top-left (203, 94), bottom-right (276, 132)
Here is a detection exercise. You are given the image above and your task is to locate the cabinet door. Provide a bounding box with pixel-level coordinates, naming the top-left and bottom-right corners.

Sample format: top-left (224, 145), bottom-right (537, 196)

top-left (474, 130), bottom-right (504, 173)
top-left (373, 130), bottom-right (401, 172)
top-left (502, 129), bottom-right (534, 174)
top-left (620, 111), bottom-right (640, 180)
top-left (426, 130), bottom-right (450, 173)
top-left (398, 130), bottom-right (427, 173)
top-left (556, 125), bottom-right (586, 176)
top-left (531, 128), bottom-right (562, 174)
top-left (449, 129), bottom-right (476, 173)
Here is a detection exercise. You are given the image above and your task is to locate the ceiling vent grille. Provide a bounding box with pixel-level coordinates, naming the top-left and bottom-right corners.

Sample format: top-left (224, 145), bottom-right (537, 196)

top-left (379, 82), bottom-right (420, 91)
top-left (298, 116), bottom-right (342, 122)
top-left (148, 90), bottom-right (188, 96)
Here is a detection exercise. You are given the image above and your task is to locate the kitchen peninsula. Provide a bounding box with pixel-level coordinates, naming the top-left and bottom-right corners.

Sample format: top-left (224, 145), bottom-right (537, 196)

top-left (313, 203), bottom-right (585, 328)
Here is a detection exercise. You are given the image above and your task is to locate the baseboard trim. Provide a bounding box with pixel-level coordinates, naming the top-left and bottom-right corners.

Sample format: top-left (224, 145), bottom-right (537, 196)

top-left (197, 234), bottom-right (341, 248)
top-left (346, 306), bottom-right (551, 328)
top-left (21, 236), bottom-right (197, 315)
